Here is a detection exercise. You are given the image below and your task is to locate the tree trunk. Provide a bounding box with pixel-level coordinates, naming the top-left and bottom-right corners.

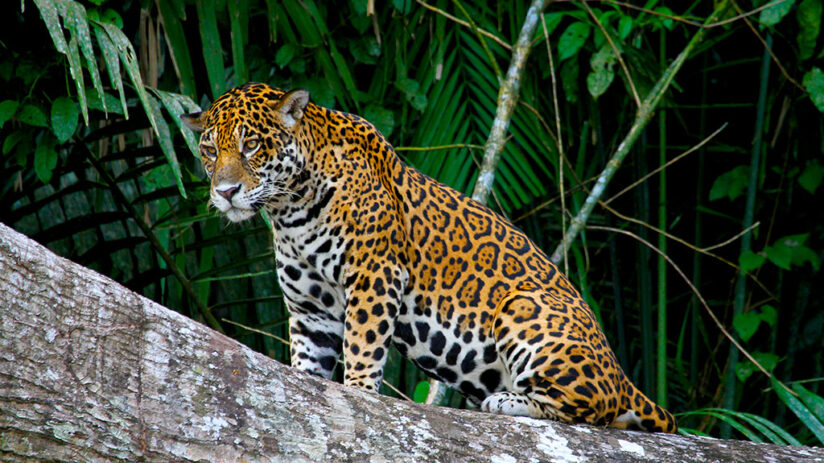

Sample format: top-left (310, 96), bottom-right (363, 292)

top-left (1, 222), bottom-right (822, 463)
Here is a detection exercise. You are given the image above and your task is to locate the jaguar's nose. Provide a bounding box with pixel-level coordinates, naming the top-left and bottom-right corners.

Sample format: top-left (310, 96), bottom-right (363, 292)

top-left (216, 183), bottom-right (241, 200)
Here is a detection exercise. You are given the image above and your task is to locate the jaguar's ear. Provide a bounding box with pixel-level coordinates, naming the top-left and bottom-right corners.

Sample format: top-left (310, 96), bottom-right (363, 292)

top-left (273, 89), bottom-right (310, 129)
top-left (180, 112), bottom-right (206, 132)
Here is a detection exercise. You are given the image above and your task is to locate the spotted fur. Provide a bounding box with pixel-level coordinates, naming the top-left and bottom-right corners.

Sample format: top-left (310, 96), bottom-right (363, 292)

top-left (181, 82), bottom-right (677, 432)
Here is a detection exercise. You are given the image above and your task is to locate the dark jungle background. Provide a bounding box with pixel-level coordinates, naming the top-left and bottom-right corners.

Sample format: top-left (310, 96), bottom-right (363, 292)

top-left (2, 0), bottom-right (823, 445)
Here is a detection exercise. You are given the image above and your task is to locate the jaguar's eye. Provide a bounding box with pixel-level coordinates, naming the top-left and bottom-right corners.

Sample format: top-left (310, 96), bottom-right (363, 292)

top-left (203, 145), bottom-right (217, 158)
top-left (243, 139), bottom-right (260, 152)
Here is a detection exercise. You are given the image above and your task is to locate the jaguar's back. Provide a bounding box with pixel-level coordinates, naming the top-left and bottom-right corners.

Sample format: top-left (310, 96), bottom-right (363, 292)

top-left (182, 82), bottom-right (677, 433)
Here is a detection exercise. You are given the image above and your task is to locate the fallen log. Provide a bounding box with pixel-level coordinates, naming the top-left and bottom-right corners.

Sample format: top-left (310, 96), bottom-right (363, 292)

top-left (1, 222), bottom-right (822, 462)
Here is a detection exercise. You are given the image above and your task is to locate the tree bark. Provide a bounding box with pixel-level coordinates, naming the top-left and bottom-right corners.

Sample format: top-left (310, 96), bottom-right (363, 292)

top-left (1, 222), bottom-right (822, 463)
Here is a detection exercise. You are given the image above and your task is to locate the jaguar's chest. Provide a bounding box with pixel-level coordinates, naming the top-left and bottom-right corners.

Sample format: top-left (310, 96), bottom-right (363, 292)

top-left (272, 219), bottom-right (348, 318)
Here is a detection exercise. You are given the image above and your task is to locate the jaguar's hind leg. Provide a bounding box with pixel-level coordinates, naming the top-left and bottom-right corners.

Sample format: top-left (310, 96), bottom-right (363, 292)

top-left (487, 288), bottom-right (623, 426)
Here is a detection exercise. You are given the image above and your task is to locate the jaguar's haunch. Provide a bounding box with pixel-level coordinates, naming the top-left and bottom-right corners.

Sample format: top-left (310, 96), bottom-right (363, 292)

top-left (181, 82), bottom-right (676, 432)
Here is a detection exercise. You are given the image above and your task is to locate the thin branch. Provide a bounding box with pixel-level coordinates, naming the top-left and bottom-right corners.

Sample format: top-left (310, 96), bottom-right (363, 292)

top-left (729, 0), bottom-right (804, 91)
top-left (704, 0), bottom-right (794, 28)
top-left (540, 13), bottom-right (570, 275)
top-left (605, 123), bottom-right (728, 205)
top-left (588, 225), bottom-right (795, 397)
top-left (453, 0), bottom-right (504, 82)
top-left (599, 202), bottom-right (777, 302)
top-left (701, 222), bottom-right (760, 252)
top-left (557, 0), bottom-right (792, 29)
top-left (416, 0), bottom-right (512, 51)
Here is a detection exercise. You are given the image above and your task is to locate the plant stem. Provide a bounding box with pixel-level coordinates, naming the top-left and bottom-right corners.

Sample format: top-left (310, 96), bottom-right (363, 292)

top-left (549, 1), bottom-right (730, 264)
top-left (721, 32), bottom-right (772, 438)
top-left (656, 28), bottom-right (668, 409)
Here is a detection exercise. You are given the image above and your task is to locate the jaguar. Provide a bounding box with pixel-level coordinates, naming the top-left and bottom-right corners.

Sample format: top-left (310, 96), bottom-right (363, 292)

top-left (181, 82), bottom-right (677, 432)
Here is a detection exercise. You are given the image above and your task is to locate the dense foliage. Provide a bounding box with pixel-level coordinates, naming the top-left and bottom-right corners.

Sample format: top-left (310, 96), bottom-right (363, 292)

top-left (2, 0), bottom-right (822, 444)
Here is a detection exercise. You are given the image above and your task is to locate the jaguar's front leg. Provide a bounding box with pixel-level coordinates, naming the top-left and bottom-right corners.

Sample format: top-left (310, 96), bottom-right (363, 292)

top-left (288, 310), bottom-right (344, 379)
top-left (342, 265), bottom-right (405, 392)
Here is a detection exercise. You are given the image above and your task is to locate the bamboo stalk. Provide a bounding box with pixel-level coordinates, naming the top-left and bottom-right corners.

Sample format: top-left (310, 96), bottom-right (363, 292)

top-left (656, 28), bottom-right (668, 409)
top-left (549, 1), bottom-right (730, 264)
top-left (721, 32), bottom-right (772, 439)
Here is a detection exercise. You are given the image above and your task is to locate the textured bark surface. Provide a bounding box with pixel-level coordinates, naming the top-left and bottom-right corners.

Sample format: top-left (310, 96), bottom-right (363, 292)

top-left (1, 221), bottom-right (823, 463)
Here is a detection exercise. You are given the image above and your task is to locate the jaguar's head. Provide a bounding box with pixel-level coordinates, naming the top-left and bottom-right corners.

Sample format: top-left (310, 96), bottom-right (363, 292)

top-left (181, 83), bottom-right (310, 222)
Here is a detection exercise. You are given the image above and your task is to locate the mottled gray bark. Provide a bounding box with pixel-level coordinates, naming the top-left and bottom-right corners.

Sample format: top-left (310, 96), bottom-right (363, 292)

top-left (1, 222), bottom-right (822, 463)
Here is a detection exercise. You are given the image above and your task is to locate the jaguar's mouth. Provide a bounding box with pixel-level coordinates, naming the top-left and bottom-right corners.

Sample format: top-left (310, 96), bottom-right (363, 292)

top-left (223, 206), bottom-right (257, 222)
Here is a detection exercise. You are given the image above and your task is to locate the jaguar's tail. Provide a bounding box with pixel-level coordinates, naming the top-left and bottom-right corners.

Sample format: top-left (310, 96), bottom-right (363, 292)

top-left (611, 375), bottom-right (677, 433)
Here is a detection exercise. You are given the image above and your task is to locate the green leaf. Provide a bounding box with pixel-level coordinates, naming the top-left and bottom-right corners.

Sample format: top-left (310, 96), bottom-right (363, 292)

top-left (3, 129), bottom-right (29, 155)
top-left (157, 0), bottom-right (196, 98)
top-left (736, 352), bottom-right (779, 382)
top-left (33, 1), bottom-right (88, 121)
top-left (797, 0), bottom-right (822, 60)
top-left (101, 8), bottom-right (124, 28)
top-left (34, 136), bottom-right (58, 183)
top-left (275, 43), bottom-right (298, 68)
top-left (153, 89), bottom-right (202, 157)
top-left (0, 100), bottom-right (19, 128)
top-left (803, 67), bottom-right (824, 112)
top-left (739, 250), bottom-right (766, 272)
top-left (558, 22), bottom-right (591, 62)
top-left (799, 159), bottom-right (824, 193)
top-left (59, 0), bottom-right (101, 124)
top-left (587, 45), bottom-right (616, 99)
top-left (412, 380), bottom-right (430, 403)
top-left (197, 0), bottom-right (226, 99)
top-left (618, 15), bottom-right (633, 40)
top-left (50, 97), bottom-right (79, 143)
top-left (351, 37), bottom-right (381, 65)
top-left (709, 165), bottom-right (749, 201)
top-left (145, 91), bottom-right (186, 198)
top-left (395, 77), bottom-right (428, 112)
top-left (766, 233), bottom-right (820, 270)
top-left (791, 244), bottom-right (820, 270)
top-left (33, 0), bottom-right (69, 55)
top-left (759, 0), bottom-right (795, 26)
top-left (229, 0), bottom-right (249, 84)
top-left (759, 305), bottom-right (778, 327)
top-left (793, 383), bottom-right (824, 425)
top-left (328, 39), bottom-right (361, 109)
top-left (19, 104), bottom-right (48, 127)
top-left (84, 86), bottom-right (124, 115)
top-left (93, 24), bottom-right (128, 118)
top-left (560, 59), bottom-right (579, 103)
top-left (363, 105), bottom-right (395, 138)
top-left (764, 243), bottom-right (792, 270)
top-left (773, 377), bottom-right (824, 445)
top-left (653, 6), bottom-right (675, 30)
top-left (392, 0), bottom-right (413, 15)
top-left (733, 311), bottom-right (761, 343)
top-left (97, 22), bottom-right (187, 197)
